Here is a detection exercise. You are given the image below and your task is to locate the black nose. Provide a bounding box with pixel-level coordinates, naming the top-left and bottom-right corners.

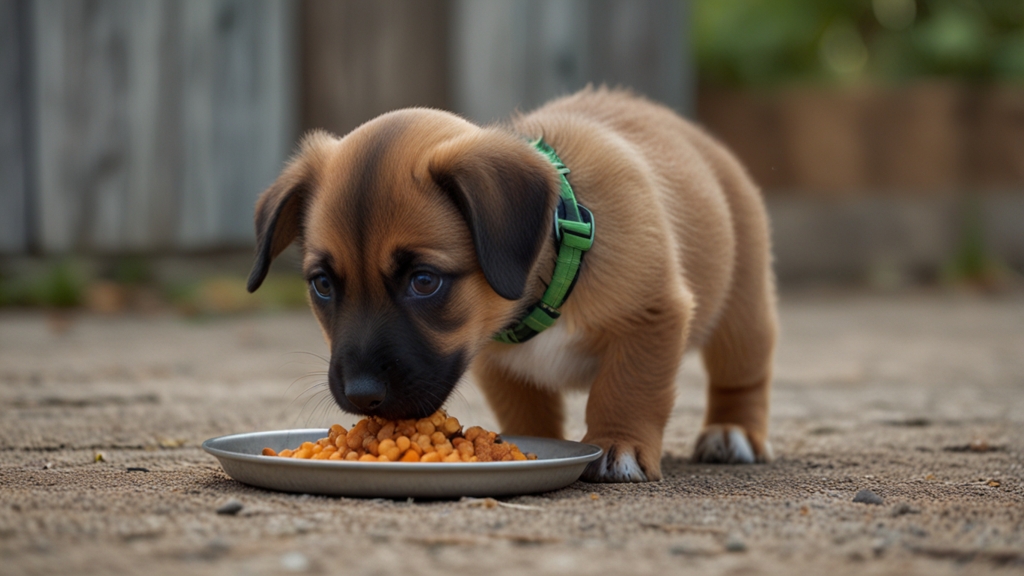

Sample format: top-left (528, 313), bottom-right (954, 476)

top-left (345, 377), bottom-right (386, 412)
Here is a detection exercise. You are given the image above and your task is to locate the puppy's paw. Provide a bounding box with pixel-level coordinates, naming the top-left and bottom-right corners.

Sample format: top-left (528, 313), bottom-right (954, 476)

top-left (692, 424), bottom-right (772, 464)
top-left (580, 439), bottom-right (661, 483)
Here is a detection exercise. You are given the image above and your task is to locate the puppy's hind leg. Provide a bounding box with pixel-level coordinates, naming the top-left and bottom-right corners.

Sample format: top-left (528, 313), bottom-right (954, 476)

top-left (694, 280), bottom-right (777, 464)
top-left (472, 361), bottom-right (566, 440)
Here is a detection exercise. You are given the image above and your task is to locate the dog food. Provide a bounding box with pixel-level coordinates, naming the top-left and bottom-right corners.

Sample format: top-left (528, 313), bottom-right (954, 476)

top-left (262, 410), bottom-right (537, 463)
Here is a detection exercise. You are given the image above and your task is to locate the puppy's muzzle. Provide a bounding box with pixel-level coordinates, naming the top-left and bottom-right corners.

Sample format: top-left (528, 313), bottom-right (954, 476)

top-left (343, 376), bottom-right (387, 412)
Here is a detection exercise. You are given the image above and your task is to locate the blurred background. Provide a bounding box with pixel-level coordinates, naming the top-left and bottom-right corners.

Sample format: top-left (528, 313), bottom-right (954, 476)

top-left (1, 0), bottom-right (1022, 314)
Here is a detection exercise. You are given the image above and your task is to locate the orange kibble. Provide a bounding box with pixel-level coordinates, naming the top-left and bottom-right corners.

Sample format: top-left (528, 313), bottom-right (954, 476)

top-left (365, 438), bottom-right (380, 456)
top-left (464, 427), bottom-right (484, 442)
top-left (377, 422), bottom-right (396, 441)
top-left (366, 419), bottom-right (383, 435)
top-left (396, 436), bottom-right (411, 452)
top-left (346, 434), bottom-right (363, 450)
top-left (443, 417), bottom-right (461, 435)
top-left (416, 434), bottom-right (432, 451)
top-left (430, 412), bottom-right (445, 427)
top-left (273, 412), bottom-right (529, 465)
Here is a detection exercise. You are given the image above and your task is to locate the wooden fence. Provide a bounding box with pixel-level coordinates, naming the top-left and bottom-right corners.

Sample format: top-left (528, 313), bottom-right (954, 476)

top-left (0, 0), bottom-right (692, 256)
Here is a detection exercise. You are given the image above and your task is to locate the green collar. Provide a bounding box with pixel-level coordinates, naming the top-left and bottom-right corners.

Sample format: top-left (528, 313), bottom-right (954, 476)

top-left (493, 138), bottom-right (594, 344)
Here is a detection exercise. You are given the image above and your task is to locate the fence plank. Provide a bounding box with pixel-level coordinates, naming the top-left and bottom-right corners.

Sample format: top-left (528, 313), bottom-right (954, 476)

top-left (31, 0), bottom-right (295, 254)
top-left (302, 0), bottom-right (450, 137)
top-left (452, 0), bottom-right (691, 125)
top-left (0, 0), bottom-right (29, 254)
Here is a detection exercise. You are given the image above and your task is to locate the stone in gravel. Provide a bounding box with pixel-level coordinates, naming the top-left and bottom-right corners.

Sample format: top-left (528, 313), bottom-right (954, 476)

top-left (215, 499), bottom-right (244, 515)
top-left (724, 534), bottom-right (747, 552)
top-left (853, 489), bottom-right (884, 505)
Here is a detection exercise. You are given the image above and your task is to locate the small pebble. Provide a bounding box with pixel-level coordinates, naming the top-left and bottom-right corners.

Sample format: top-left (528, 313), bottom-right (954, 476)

top-left (126, 467), bottom-right (150, 473)
top-left (280, 551), bottom-right (310, 572)
top-left (853, 489), bottom-right (884, 505)
top-left (41, 462), bottom-right (53, 470)
top-left (724, 534), bottom-right (747, 552)
top-left (216, 499), bottom-right (244, 515)
top-left (94, 452), bottom-right (106, 463)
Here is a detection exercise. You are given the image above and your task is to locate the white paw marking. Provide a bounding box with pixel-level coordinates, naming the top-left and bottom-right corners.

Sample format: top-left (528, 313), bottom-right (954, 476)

top-left (693, 425), bottom-right (762, 464)
top-left (727, 428), bottom-right (755, 463)
top-left (582, 447), bottom-right (648, 483)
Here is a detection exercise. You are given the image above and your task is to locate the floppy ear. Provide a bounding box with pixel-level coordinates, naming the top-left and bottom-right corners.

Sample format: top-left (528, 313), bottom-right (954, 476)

top-left (247, 131), bottom-right (332, 293)
top-left (429, 129), bottom-right (560, 300)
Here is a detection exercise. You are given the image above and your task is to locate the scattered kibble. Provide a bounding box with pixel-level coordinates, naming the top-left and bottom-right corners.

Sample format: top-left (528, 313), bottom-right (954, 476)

top-left (263, 410), bottom-right (537, 463)
top-left (987, 480), bottom-right (1001, 487)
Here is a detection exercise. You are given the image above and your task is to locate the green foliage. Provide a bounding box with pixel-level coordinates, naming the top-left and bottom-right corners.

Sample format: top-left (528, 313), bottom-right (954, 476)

top-left (0, 260), bottom-right (85, 308)
top-left (695, 0), bottom-right (1024, 87)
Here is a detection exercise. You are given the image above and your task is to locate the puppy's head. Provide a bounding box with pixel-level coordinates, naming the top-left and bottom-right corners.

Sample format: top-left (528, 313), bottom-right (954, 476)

top-left (247, 110), bottom-right (559, 419)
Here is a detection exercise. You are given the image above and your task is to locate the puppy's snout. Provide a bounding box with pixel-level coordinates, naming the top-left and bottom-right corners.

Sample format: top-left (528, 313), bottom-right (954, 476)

top-left (345, 377), bottom-right (387, 411)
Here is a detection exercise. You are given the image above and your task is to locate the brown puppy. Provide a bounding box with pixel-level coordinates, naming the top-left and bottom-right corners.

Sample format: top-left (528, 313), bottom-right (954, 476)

top-left (247, 87), bottom-right (777, 482)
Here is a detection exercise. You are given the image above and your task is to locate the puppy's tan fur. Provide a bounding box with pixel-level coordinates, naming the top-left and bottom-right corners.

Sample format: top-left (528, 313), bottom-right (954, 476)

top-left (249, 87), bottom-right (777, 482)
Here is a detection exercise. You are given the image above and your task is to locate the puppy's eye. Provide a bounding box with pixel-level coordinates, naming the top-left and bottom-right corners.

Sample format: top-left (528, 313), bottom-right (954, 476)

top-left (409, 272), bottom-right (442, 297)
top-left (311, 274), bottom-right (332, 300)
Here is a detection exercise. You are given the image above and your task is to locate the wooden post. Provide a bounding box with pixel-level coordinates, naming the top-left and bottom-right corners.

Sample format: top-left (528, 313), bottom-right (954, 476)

top-left (30, 0), bottom-right (296, 254)
top-left (451, 0), bottom-right (692, 125)
top-left (0, 0), bottom-right (30, 254)
top-left (301, 0), bottom-right (451, 137)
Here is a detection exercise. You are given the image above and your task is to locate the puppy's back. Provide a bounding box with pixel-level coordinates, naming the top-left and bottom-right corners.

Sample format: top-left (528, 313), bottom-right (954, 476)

top-left (514, 87), bottom-right (771, 346)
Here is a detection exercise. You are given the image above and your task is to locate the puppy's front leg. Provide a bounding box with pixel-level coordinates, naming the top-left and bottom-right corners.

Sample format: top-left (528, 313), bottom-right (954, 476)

top-left (581, 303), bottom-right (687, 482)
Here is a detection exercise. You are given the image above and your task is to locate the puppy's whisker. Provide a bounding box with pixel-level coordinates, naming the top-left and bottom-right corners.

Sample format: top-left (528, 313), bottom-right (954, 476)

top-left (291, 385), bottom-right (329, 426)
top-left (285, 350), bottom-right (331, 365)
top-left (284, 372), bottom-right (330, 395)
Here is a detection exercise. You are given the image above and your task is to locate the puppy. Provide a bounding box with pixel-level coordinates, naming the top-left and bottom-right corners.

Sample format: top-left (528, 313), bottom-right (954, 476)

top-left (247, 87), bottom-right (777, 482)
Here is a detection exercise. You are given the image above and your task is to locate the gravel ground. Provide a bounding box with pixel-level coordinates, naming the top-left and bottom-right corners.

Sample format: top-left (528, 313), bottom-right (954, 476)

top-left (1, 292), bottom-right (1023, 575)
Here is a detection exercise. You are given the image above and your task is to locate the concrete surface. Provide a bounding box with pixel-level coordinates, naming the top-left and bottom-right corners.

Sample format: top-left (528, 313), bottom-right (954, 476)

top-left (1, 292), bottom-right (1022, 575)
